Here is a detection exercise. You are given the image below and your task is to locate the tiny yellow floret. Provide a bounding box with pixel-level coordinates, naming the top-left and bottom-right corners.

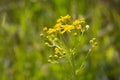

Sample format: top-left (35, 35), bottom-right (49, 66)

top-left (48, 59), bottom-right (52, 63)
top-left (74, 33), bottom-right (77, 36)
top-left (55, 23), bottom-right (62, 31)
top-left (54, 55), bottom-right (58, 58)
top-left (79, 18), bottom-right (85, 23)
top-left (61, 25), bottom-right (74, 34)
top-left (47, 28), bottom-right (56, 34)
top-left (76, 25), bottom-right (81, 30)
top-left (55, 48), bottom-right (59, 54)
top-left (40, 33), bottom-right (44, 36)
top-left (73, 20), bottom-right (80, 26)
top-left (60, 14), bottom-right (71, 22)
top-left (43, 27), bottom-right (48, 31)
top-left (92, 38), bottom-right (96, 42)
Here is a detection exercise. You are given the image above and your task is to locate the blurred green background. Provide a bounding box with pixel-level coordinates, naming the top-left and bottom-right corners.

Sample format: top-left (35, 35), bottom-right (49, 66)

top-left (0, 0), bottom-right (120, 80)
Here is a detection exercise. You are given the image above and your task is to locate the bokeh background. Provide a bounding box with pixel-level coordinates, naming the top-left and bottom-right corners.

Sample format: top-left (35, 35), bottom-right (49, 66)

top-left (0, 0), bottom-right (120, 80)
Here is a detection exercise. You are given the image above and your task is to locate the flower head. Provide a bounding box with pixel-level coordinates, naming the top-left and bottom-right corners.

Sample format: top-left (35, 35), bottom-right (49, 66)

top-left (47, 28), bottom-right (56, 34)
top-left (55, 48), bottom-right (59, 54)
top-left (79, 18), bottom-right (85, 23)
top-left (57, 14), bottom-right (71, 23)
top-left (40, 33), bottom-right (44, 37)
top-left (41, 14), bottom-right (97, 65)
top-left (55, 23), bottom-right (62, 31)
top-left (73, 20), bottom-right (80, 26)
top-left (86, 25), bottom-right (89, 30)
top-left (61, 25), bottom-right (74, 34)
top-left (43, 27), bottom-right (48, 31)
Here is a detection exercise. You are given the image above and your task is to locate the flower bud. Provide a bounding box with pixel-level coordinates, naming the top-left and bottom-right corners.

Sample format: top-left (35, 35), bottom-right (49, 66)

top-left (86, 25), bottom-right (89, 30)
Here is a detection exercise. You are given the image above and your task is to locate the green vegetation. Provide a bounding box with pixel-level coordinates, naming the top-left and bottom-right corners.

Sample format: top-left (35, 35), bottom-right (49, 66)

top-left (0, 0), bottom-right (120, 80)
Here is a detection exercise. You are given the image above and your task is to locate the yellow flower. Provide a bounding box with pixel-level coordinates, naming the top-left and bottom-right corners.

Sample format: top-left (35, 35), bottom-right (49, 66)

top-left (73, 20), bottom-right (80, 26)
top-left (86, 25), bottom-right (89, 30)
top-left (61, 25), bottom-right (74, 34)
top-left (74, 33), bottom-right (77, 36)
top-left (40, 33), bottom-right (44, 36)
top-left (49, 55), bottom-right (52, 58)
top-left (55, 48), bottom-right (59, 54)
top-left (94, 42), bottom-right (98, 46)
top-left (64, 14), bottom-right (71, 20)
top-left (60, 14), bottom-right (71, 22)
top-left (48, 59), bottom-right (52, 63)
top-left (47, 28), bottom-right (56, 34)
top-left (89, 40), bottom-right (93, 44)
top-left (79, 18), bottom-right (85, 23)
top-left (43, 27), bottom-right (48, 31)
top-left (76, 25), bottom-right (81, 30)
top-left (55, 23), bottom-right (62, 31)
top-left (57, 18), bottom-right (62, 23)
top-left (92, 38), bottom-right (96, 42)
top-left (54, 55), bottom-right (58, 58)
top-left (73, 20), bottom-right (82, 30)
top-left (45, 42), bottom-right (49, 45)
top-left (46, 36), bottom-right (49, 39)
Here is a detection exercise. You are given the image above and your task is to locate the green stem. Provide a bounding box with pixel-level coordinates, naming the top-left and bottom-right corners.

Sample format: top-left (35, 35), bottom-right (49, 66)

top-left (66, 52), bottom-right (77, 80)
top-left (78, 49), bottom-right (91, 73)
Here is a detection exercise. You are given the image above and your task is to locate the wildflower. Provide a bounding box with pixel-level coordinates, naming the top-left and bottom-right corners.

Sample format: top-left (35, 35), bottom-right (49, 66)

top-left (55, 23), bottom-right (62, 28)
top-left (86, 25), bottom-right (89, 30)
top-left (64, 14), bottom-right (71, 20)
top-left (90, 38), bottom-right (97, 44)
top-left (61, 14), bottom-right (71, 22)
top-left (79, 18), bottom-right (85, 23)
top-left (89, 40), bottom-right (94, 44)
top-left (57, 18), bottom-right (62, 23)
top-left (73, 20), bottom-right (80, 26)
top-left (46, 36), bottom-right (49, 39)
top-left (62, 52), bottom-right (66, 55)
top-left (54, 55), bottom-right (58, 58)
top-left (61, 25), bottom-right (74, 34)
top-left (49, 55), bottom-right (52, 58)
top-left (48, 59), bottom-right (52, 63)
top-left (89, 38), bottom-right (98, 50)
top-left (47, 28), bottom-right (56, 34)
top-left (76, 25), bottom-right (81, 30)
top-left (74, 33), bottom-right (77, 36)
top-left (59, 57), bottom-right (62, 59)
top-left (45, 42), bottom-right (49, 45)
top-left (94, 42), bottom-right (98, 46)
top-left (41, 14), bottom-right (97, 65)
top-left (55, 48), bottom-right (59, 54)
top-left (92, 38), bottom-right (96, 42)
top-left (43, 27), bottom-right (48, 31)
top-left (40, 33), bottom-right (43, 36)
top-left (55, 23), bottom-right (62, 31)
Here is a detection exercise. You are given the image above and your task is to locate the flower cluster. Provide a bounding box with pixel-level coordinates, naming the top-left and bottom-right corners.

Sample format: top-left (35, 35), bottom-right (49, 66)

top-left (89, 38), bottom-right (98, 52)
top-left (41, 14), bottom-right (88, 35)
top-left (40, 14), bottom-right (95, 63)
